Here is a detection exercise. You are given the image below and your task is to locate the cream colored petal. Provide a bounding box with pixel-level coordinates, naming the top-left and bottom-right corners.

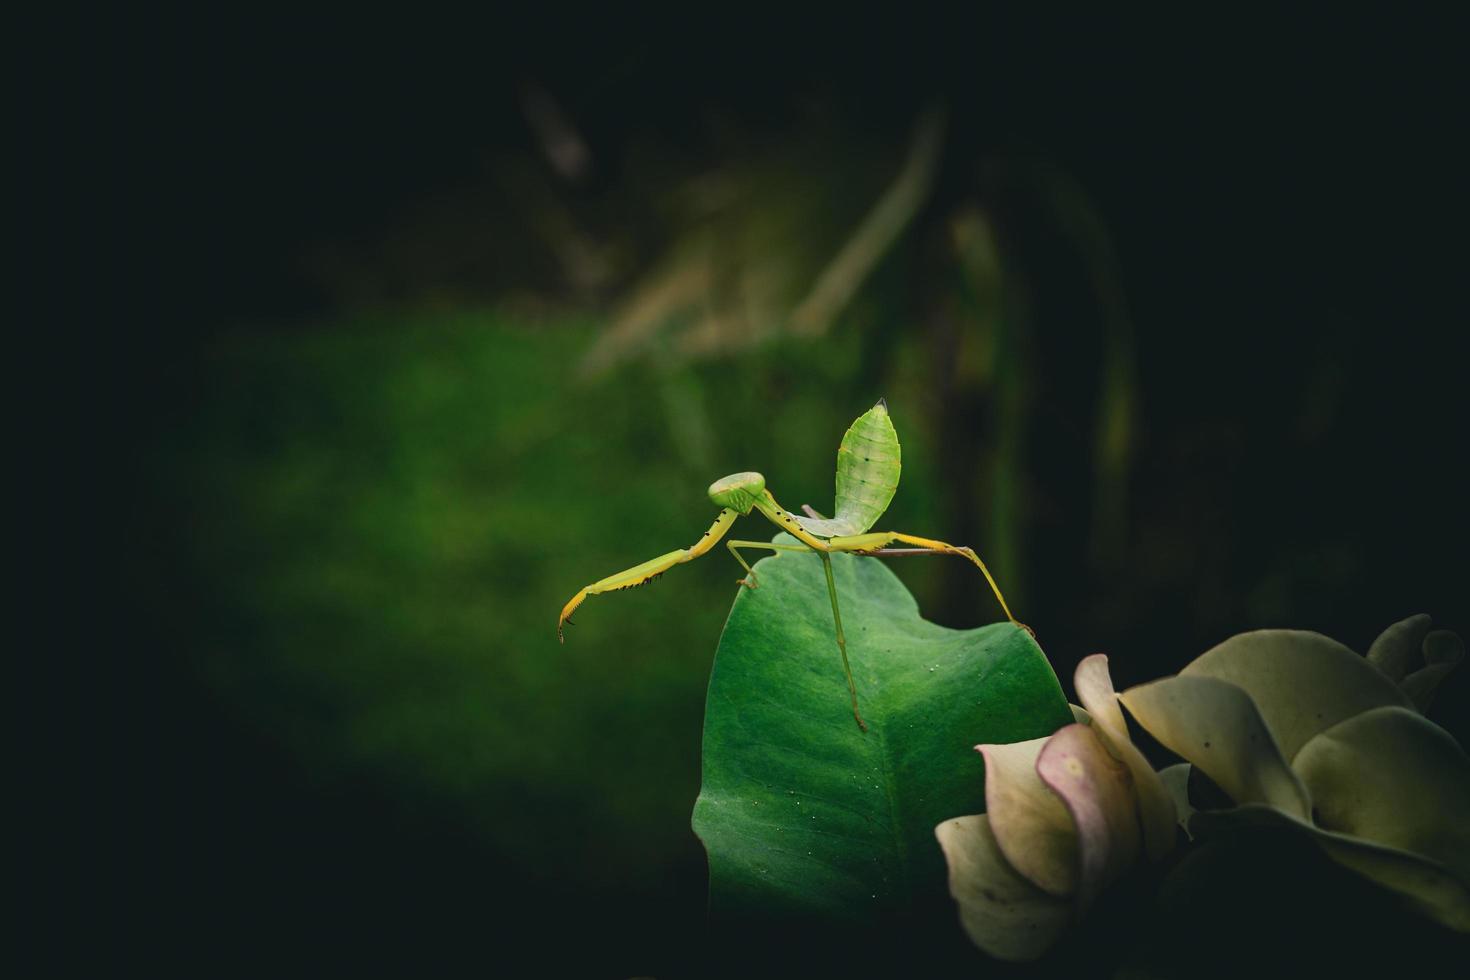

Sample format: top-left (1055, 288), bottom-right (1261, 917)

top-left (1073, 654), bottom-right (1177, 861)
top-left (935, 814), bottom-right (1075, 962)
top-left (1402, 630), bottom-right (1464, 712)
top-left (1119, 675), bottom-right (1311, 820)
top-left (1110, 735), bottom-right (1177, 863)
top-left (1293, 705), bottom-right (1470, 882)
top-left (977, 737), bottom-right (1078, 897)
top-left (1074, 653), bottom-right (1127, 736)
top-left (1070, 703), bottom-right (1092, 725)
top-left (1424, 629), bottom-right (1465, 666)
top-left (1158, 763), bottom-right (1194, 832)
top-left (1035, 723), bottom-right (1141, 909)
top-left (1189, 804), bottom-right (1470, 933)
top-left (1366, 614), bottom-right (1433, 682)
top-left (1183, 629), bottom-right (1411, 760)
top-left (1316, 835), bottom-right (1470, 934)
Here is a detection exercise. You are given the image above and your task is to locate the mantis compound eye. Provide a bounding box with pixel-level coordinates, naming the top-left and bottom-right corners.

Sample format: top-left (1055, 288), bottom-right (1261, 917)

top-left (707, 471), bottom-right (766, 513)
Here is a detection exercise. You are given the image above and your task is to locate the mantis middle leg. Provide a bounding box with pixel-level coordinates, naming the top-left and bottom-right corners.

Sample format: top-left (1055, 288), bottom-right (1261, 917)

top-left (726, 537), bottom-right (867, 732)
top-left (819, 550), bottom-right (867, 732)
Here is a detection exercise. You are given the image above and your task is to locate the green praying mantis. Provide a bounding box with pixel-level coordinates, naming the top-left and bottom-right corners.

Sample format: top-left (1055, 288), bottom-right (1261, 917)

top-left (558, 399), bottom-right (1024, 731)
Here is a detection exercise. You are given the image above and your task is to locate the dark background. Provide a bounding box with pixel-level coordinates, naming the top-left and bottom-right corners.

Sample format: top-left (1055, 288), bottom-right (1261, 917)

top-left (37, 10), bottom-right (1467, 977)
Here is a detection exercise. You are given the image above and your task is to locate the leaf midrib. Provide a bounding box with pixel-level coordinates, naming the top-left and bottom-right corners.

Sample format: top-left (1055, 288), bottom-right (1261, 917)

top-left (869, 699), bottom-right (912, 904)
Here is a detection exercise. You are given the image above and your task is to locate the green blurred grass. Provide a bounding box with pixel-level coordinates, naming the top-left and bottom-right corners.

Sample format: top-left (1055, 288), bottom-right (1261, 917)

top-left (141, 309), bottom-right (967, 896)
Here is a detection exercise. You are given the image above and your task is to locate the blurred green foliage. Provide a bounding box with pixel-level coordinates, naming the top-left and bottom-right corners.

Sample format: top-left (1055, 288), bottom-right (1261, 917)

top-left (124, 143), bottom-right (1467, 969)
top-left (141, 310), bottom-right (994, 900)
top-left (64, 13), bottom-right (1467, 974)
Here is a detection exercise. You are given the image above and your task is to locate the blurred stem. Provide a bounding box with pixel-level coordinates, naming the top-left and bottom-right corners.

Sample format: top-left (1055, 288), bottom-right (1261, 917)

top-left (936, 209), bottom-right (1027, 622)
top-left (989, 264), bottom-right (1026, 605)
top-left (651, 343), bottom-right (717, 475)
top-left (1091, 320), bottom-right (1135, 567)
top-left (1034, 165), bottom-right (1137, 569)
top-left (790, 105), bottom-right (947, 337)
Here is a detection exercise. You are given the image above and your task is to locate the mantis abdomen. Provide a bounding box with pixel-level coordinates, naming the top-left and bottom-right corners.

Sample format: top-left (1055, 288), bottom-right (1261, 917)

top-left (835, 398), bottom-right (901, 531)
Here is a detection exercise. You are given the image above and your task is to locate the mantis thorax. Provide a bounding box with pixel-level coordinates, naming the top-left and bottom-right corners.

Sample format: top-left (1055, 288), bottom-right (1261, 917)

top-left (707, 471), bottom-right (766, 513)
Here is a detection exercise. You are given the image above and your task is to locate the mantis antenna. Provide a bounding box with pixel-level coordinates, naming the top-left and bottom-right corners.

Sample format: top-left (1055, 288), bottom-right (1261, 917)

top-left (559, 399), bottom-right (1025, 731)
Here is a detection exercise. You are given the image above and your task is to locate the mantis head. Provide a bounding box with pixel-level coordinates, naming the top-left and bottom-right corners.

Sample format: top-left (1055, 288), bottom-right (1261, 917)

top-left (708, 471), bottom-right (767, 513)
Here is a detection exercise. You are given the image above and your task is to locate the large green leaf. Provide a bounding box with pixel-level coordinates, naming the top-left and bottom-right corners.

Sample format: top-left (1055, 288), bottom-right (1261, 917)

top-left (691, 535), bottom-right (1072, 921)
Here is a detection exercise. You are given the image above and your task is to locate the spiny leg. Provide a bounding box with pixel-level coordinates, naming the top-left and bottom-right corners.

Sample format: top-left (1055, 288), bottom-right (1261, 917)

top-left (819, 551), bottom-right (867, 732)
top-left (725, 539), bottom-right (808, 588)
top-left (825, 530), bottom-right (1025, 632)
top-left (558, 508), bottom-right (739, 641)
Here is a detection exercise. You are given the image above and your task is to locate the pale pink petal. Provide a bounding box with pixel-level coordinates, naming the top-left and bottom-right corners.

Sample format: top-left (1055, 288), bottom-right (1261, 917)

top-left (1035, 722), bottom-right (1141, 909)
top-left (1074, 654), bottom-right (1178, 860)
top-left (1074, 653), bottom-right (1127, 735)
top-left (977, 736), bottom-right (1078, 897)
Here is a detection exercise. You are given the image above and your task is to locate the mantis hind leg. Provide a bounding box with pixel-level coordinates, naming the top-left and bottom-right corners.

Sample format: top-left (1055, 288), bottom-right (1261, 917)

top-left (825, 530), bottom-right (1025, 633)
top-left (725, 539), bottom-right (807, 588)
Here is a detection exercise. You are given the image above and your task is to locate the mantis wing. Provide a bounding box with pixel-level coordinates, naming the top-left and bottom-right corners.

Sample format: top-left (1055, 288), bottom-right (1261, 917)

top-left (795, 399), bottom-right (901, 538)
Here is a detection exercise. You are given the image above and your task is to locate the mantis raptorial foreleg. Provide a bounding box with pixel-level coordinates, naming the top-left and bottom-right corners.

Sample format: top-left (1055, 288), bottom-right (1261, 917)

top-left (557, 508), bottom-right (739, 641)
top-left (824, 530), bottom-right (1021, 629)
